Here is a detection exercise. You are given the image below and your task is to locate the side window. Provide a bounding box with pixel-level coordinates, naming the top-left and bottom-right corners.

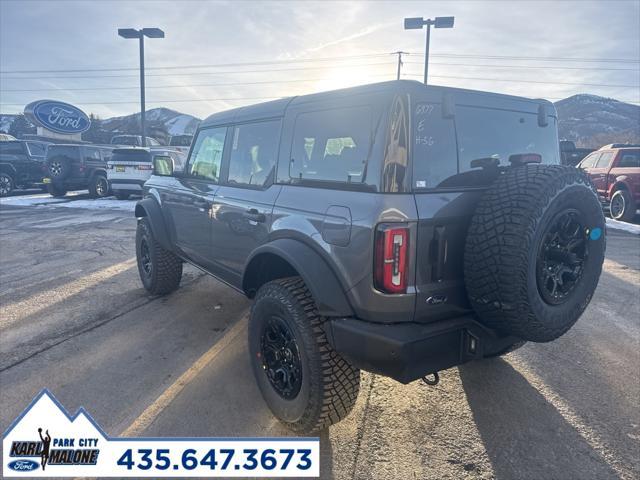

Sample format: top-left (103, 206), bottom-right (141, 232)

top-left (26, 142), bottom-right (46, 157)
top-left (290, 106), bottom-right (371, 183)
top-left (101, 149), bottom-right (113, 162)
top-left (228, 120), bottom-right (280, 187)
top-left (187, 127), bottom-right (227, 182)
top-left (618, 151), bottom-right (640, 168)
top-left (595, 152), bottom-right (614, 168)
top-left (579, 153), bottom-right (600, 169)
top-left (85, 148), bottom-right (101, 162)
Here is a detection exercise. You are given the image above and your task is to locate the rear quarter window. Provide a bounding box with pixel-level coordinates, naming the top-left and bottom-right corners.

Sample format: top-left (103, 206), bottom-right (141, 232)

top-left (46, 146), bottom-right (81, 161)
top-left (618, 150), bottom-right (640, 168)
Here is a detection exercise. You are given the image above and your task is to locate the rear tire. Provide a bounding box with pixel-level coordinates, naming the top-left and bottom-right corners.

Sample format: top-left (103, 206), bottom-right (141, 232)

top-left (89, 174), bottom-right (109, 198)
top-left (0, 172), bottom-right (14, 196)
top-left (610, 189), bottom-right (635, 222)
top-left (136, 218), bottom-right (182, 295)
top-left (465, 165), bottom-right (605, 342)
top-left (249, 277), bottom-right (360, 433)
top-left (47, 183), bottom-right (67, 198)
top-left (114, 191), bottom-right (130, 200)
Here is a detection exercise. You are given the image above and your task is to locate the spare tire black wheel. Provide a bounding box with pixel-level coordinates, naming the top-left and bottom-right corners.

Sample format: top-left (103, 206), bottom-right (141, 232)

top-left (47, 183), bottom-right (67, 198)
top-left (465, 165), bottom-right (605, 342)
top-left (48, 157), bottom-right (69, 180)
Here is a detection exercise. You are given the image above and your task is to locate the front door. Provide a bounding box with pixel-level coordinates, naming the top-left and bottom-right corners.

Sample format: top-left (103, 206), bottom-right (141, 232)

top-left (210, 120), bottom-right (282, 287)
top-left (163, 126), bottom-right (227, 269)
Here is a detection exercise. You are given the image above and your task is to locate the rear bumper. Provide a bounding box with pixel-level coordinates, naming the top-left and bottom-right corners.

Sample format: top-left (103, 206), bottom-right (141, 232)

top-left (323, 316), bottom-right (518, 384)
top-left (108, 179), bottom-right (145, 191)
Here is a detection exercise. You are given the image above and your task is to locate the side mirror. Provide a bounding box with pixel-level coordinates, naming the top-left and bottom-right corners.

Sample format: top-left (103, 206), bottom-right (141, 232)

top-left (153, 155), bottom-right (174, 176)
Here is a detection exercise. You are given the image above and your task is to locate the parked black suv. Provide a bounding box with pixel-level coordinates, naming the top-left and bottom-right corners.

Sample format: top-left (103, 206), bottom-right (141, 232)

top-left (134, 81), bottom-right (605, 433)
top-left (0, 140), bottom-right (51, 196)
top-left (44, 144), bottom-right (114, 197)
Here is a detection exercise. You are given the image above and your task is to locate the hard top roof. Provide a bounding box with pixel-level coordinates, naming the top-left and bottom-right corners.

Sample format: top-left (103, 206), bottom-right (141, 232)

top-left (200, 80), bottom-right (556, 128)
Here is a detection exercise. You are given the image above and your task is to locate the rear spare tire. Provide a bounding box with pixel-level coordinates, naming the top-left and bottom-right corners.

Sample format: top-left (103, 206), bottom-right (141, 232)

top-left (47, 156), bottom-right (70, 180)
top-left (464, 165), bottom-right (605, 342)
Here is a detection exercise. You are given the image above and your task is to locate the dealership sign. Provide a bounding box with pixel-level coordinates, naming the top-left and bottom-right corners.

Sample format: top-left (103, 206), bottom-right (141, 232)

top-left (24, 100), bottom-right (90, 135)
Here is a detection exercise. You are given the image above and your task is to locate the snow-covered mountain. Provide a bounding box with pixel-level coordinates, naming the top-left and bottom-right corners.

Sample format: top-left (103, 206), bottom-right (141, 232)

top-left (99, 107), bottom-right (201, 136)
top-left (554, 94), bottom-right (639, 147)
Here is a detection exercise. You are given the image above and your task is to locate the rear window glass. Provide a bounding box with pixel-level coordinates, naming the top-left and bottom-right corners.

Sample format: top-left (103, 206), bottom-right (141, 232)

top-left (618, 150), bottom-right (640, 168)
top-left (26, 142), bottom-right (47, 157)
top-left (290, 106), bottom-right (371, 184)
top-left (46, 146), bottom-right (81, 160)
top-left (111, 150), bottom-right (152, 163)
top-left (412, 104), bottom-right (559, 189)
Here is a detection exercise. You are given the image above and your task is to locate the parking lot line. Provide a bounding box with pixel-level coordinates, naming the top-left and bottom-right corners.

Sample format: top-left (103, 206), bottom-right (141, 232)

top-left (120, 316), bottom-right (248, 437)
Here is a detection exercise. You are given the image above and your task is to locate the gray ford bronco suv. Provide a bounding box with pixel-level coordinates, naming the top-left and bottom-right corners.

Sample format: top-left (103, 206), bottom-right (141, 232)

top-left (134, 80), bottom-right (605, 433)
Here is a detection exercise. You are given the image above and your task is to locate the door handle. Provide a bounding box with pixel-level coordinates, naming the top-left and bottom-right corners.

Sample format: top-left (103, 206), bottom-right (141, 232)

top-left (243, 208), bottom-right (266, 223)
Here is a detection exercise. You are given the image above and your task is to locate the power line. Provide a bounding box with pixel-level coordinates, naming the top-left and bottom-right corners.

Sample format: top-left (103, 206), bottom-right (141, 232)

top-left (0, 53), bottom-right (391, 74)
top-left (3, 72), bottom-right (637, 93)
top-left (0, 96), bottom-right (283, 107)
top-left (402, 73), bottom-right (639, 88)
top-left (2, 51), bottom-right (638, 76)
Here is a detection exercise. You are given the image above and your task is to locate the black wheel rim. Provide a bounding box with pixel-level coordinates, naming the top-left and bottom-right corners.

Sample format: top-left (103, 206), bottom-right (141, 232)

top-left (536, 209), bottom-right (588, 305)
top-left (140, 239), bottom-right (152, 276)
top-left (610, 193), bottom-right (624, 219)
top-left (260, 316), bottom-right (302, 400)
top-left (0, 175), bottom-right (10, 195)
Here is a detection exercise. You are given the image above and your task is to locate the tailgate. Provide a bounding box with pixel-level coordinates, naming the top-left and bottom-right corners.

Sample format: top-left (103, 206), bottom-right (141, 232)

top-left (107, 161), bottom-right (152, 180)
top-left (413, 191), bottom-right (483, 323)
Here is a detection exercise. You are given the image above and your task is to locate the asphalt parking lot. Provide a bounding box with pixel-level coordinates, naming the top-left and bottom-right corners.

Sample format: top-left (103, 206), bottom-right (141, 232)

top-left (0, 193), bottom-right (639, 480)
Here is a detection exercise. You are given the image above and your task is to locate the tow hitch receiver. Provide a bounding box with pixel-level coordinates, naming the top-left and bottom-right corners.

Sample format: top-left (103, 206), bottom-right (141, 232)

top-left (421, 372), bottom-right (440, 386)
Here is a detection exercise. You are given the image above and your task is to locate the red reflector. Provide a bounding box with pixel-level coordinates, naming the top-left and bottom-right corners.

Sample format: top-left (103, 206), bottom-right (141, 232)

top-left (374, 226), bottom-right (409, 294)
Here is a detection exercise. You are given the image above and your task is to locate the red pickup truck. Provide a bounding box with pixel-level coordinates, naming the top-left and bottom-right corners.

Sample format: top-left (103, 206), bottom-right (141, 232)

top-left (579, 144), bottom-right (640, 222)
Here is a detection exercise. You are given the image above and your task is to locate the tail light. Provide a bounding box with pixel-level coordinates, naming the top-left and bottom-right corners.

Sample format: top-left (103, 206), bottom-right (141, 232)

top-left (374, 225), bottom-right (409, 294)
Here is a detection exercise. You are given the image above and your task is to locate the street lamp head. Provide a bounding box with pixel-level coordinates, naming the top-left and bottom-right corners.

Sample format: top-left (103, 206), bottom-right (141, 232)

top-left (118, 28), bottom-right (141, 39)
top-left (434, 16), bottom-right (455, 28)
top-left (142, 27), bottom-right (165, 39)
top-left (404, 17), bottom-right (425, 30)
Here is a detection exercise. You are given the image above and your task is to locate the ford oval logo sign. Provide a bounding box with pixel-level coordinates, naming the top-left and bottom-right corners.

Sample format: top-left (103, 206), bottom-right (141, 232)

top-left (24, 99), bottom-right (90, 135)
top-left (8, 459), bottom-right (39, 472)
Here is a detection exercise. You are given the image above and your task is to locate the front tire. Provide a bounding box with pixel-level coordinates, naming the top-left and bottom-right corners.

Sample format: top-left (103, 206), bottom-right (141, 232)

top-left (610, 189), bottom-right (635, 222)
top-left (0, 172), bottom-right (14, 196)
top-left (249, 277), bottom-right (360, 433)
top-left (136, 218), bottom-right (182, 295)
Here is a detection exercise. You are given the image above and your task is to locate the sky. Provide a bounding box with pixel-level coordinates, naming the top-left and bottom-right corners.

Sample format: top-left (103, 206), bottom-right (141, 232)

top-left (1, 0), bottom-right (639, 120)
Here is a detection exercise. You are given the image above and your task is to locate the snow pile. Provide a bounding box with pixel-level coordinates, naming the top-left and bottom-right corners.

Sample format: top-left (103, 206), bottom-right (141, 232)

top-left (1, 191), bottom-right (136, 212)
top-left (606, 218), bottom-right (640, 235)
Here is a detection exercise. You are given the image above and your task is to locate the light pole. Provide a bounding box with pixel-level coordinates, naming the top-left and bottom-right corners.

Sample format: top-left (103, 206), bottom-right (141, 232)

top-left (404, 16), bottom-right (454, 85)
top-left (118, 27), bottom-right (164, 147)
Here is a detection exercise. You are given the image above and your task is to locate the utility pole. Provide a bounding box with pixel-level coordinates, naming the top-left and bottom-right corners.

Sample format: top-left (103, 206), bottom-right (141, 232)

top-left (392, 51), bottom-right (409, 80)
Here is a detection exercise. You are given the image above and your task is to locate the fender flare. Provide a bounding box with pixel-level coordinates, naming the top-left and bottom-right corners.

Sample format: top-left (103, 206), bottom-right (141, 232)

top-left (134, 197), bottom-right (172, 250)
top-left (244, 238), bottom-right (354, 317)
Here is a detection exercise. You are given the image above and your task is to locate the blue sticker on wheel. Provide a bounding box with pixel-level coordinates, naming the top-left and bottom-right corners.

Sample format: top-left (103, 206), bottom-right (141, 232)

top-left (589, 227), bottom-right (602, 240)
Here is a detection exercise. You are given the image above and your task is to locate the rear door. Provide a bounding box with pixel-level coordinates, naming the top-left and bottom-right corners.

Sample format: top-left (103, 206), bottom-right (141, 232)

top-left (210, 120), bottom-right (282, 286)
top-left (412, 100), bottom-right (561, 323)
